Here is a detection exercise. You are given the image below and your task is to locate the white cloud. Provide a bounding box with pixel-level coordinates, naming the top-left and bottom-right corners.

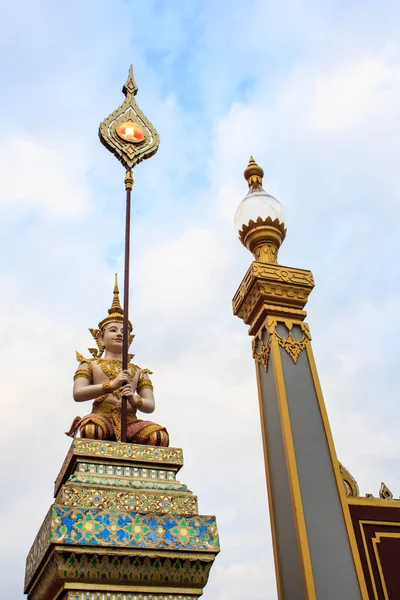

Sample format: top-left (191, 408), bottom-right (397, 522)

top-left (136, 226), bottom-right (229, 322)
top-left (309, 58), bottom-right (396, 133)
top-left (0, 136), bottom-right (90, 216)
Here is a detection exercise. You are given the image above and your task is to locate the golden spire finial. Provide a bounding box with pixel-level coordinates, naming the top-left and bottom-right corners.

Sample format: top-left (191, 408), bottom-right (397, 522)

top-left (109, 273), bottom-right (123, 315)
top-left (244, 155), bottom-right (264, 188)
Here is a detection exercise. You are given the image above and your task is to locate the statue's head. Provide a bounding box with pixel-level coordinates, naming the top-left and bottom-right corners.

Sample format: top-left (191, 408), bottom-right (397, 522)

top-left (88, 275), bottom-right (134, 358)
top-left (98, 321), bottom-right (125, 355)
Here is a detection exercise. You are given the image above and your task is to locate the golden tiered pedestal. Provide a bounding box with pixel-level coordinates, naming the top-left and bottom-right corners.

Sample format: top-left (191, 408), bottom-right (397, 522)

top-left (25, 440), bottom-right (219, 600)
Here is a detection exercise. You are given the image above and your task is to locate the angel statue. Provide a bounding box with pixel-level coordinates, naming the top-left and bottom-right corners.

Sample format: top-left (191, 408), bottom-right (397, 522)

top-left (66, 275), bottom-right (169, 446)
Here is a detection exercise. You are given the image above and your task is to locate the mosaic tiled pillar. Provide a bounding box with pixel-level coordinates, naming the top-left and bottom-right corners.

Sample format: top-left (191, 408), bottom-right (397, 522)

top-left (24, 440), bottom-right (219, 600)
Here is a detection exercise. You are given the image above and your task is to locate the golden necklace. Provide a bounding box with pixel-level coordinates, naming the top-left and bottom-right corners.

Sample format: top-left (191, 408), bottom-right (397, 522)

top-left (96, 358), bottom-right (138, 381)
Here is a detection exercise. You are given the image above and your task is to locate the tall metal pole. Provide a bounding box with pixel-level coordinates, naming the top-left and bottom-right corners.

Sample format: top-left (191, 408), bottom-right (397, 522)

top-left (121, 169), bottom-right (133, 443)
top-left (98, 65), bottom-right (160, 442)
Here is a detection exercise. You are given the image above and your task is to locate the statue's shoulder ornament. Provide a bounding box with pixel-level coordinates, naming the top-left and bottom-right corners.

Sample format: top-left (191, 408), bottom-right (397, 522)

top-left (140, 368), bottom-right (153, 377)
top-left (127, 360), bottom-right (153, 378)
top-left (76, 351), bottom-right (93, 364)
top-left (137, 367), bottom-right (154, 391)
top-left (74, 351), bottom-right (94, 382)
top-left (126, 359), bottom-right (153, 389)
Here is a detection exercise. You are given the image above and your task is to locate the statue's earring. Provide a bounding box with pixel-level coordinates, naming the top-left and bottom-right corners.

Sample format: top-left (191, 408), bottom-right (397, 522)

top-left (128, 333), bottom-right (135, 348)
top-left (89, 327), bottom-right (103, 358)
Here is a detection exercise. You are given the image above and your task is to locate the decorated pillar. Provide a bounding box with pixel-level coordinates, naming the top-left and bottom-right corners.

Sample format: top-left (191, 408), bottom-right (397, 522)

top-left (233, 157), bottom-right (368, 599)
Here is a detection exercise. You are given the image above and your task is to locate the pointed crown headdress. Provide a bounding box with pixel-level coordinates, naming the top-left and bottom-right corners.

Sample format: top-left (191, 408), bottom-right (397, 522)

top-left (88, 274), bottom-right (133, 358)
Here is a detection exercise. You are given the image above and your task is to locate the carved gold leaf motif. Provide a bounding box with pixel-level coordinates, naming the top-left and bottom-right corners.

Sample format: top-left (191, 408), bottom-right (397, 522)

top-left (339, 463), bottom-right (359, 497)
top-left (252, 337), bottom-right (271, 371)
top-left (379, 482), bottom-right (393, 499)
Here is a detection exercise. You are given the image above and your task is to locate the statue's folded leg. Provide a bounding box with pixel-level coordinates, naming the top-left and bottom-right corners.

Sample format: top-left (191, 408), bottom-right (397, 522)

top-left (127, 420), bottom-right (169, 447)
top-left (75, 413), bottom-right (114, 440)
top-left (66, 411), bottom-right (169, 446)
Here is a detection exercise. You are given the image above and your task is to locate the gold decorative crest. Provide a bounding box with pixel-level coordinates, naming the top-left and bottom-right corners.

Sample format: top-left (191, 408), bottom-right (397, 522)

top-left (99, 65), bottom-right (160, 170)
top-left (269, 319), bottom-right (311, 364)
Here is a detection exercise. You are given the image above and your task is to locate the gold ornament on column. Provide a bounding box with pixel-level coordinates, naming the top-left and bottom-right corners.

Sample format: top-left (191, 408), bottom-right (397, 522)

top-left (235, 156), bottom-right (287, 264)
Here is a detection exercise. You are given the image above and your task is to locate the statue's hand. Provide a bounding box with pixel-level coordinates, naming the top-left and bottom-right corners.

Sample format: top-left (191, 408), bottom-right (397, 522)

top-left (110, 369), bottom-right (131, 391)
top-left (120, 382), bottom-right (134, 398)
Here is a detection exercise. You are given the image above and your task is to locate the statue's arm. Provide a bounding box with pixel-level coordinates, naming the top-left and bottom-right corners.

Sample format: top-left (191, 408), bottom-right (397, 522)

top-left (134, 371), bottom-right (155, 414)
top-left (73, 362), bottom-right (106, 403)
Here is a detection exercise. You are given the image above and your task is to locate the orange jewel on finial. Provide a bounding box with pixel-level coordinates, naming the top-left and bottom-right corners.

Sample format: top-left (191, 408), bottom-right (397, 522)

top-left (116, 120), bottom-right (144, 143)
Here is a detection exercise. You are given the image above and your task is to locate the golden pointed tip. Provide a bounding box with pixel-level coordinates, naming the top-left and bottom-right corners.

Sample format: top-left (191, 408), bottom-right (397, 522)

top-left (122, 64), bottom-right (138, 96)
top-left (244, 155), bottom-right (264, 187)
top-left (108, 274), bottom-right (123, 314)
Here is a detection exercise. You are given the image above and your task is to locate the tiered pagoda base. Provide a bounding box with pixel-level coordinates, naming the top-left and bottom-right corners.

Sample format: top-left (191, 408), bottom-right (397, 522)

top-left (25, 440), bottom-right (219, 600)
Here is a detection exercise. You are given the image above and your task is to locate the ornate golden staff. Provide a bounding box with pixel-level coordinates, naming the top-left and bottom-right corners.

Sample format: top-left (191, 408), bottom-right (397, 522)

top-left (99, 65), bottom-right (160, 442)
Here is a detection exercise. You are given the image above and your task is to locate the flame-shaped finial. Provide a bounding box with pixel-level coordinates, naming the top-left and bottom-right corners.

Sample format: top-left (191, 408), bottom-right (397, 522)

top-left (99, 64), bottom-right (160, 170)
top-left (122, 64), bottom-right (138, 97)
top-left (244, 156), bottom-right (264, 189)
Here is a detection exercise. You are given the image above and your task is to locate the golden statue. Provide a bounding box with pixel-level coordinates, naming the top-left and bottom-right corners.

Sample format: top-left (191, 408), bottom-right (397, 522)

top-left (66, 275), bottom-right (169, 446)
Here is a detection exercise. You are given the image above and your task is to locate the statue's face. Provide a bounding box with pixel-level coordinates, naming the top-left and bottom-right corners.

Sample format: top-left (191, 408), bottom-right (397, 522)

top-left (101, 322), bottom-right (124, 354)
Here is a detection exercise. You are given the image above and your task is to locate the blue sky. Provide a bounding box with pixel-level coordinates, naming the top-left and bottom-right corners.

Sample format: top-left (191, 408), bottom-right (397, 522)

top-left (1, 1), bottom-right (400, 598)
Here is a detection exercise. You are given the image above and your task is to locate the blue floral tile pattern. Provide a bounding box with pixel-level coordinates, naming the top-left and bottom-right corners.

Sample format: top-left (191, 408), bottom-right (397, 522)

top-left (51, 506), bottom-right (219, 551)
